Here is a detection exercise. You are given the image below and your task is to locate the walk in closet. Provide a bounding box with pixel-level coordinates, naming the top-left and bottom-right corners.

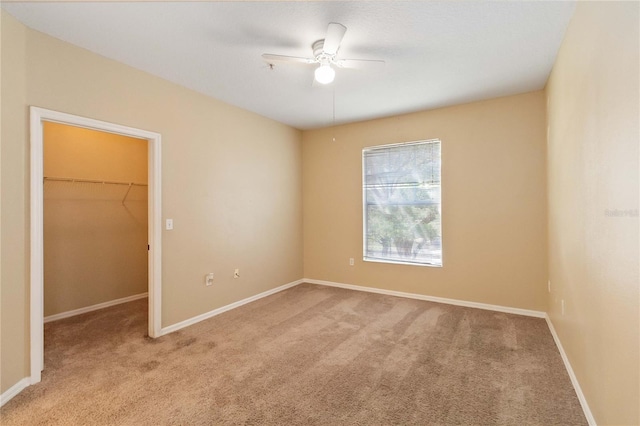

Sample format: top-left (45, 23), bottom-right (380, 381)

top-left (43, 122), bottom-right (148, 320)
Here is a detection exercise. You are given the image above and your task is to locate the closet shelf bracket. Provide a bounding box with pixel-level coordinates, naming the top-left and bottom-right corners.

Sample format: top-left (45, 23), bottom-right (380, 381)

top-left (122, 183), bottom-right (133, 205)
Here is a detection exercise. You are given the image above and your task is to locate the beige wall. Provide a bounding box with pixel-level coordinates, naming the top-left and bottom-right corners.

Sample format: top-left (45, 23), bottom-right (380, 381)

top-left (303, 92), bottom-right (548, 312)
top-left (0, 12), bottom-right (303, 393)
top-left (1, 11), bottom-right (29, 394)
top-left (546, 2), bottom-right (639, 425)
top-left (44, 122), bottom-right (148, 183)
top-left (43, 122), bottom-right (148, 316)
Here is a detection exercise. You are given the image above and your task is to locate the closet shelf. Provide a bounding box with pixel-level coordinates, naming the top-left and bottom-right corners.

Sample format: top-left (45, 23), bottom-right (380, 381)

top-left (44, 176), bottom-right (147, 186)
top-left (43, 176), bottom-right (148, 204)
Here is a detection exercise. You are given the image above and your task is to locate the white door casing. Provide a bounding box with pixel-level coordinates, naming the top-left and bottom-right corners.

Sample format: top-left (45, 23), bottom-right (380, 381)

top-left (29, 106), bottom-right (162, 383)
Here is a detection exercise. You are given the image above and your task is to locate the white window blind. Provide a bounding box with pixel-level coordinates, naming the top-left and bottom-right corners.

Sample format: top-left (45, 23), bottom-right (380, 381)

top-left (363, 140), bottom-right (442, 266)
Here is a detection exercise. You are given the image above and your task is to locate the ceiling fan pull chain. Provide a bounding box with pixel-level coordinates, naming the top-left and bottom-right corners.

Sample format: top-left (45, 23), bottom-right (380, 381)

top-left (332, 88), bottom-right (336, 142)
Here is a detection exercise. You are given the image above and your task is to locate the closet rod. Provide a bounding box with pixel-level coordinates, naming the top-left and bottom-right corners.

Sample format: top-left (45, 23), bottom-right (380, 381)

top-left (44, 176), bottom-right (147, 205)
top-left (43, 176), bottom-right (148, 187)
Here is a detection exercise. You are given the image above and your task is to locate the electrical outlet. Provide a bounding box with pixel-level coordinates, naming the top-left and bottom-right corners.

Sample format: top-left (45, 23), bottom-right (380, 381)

top-left (205, 272), bottom-right (214, 286)
top-left (349, 258), bottom-right (354, 266)
top-left (234, 269), bottom-right (240, 279)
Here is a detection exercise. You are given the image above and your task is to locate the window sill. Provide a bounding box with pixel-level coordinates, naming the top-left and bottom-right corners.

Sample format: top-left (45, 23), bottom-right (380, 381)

top-left (363, 257), bottom-right (443, 268)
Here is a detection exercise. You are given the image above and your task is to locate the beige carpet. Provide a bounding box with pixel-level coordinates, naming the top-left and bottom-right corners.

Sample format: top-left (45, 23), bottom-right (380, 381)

top-left (1, 283), bottom-right (586, 425)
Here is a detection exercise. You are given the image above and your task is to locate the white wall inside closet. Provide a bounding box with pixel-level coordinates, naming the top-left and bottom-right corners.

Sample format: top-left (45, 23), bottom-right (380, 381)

top-left (44, 122), bottom-right (148, 317)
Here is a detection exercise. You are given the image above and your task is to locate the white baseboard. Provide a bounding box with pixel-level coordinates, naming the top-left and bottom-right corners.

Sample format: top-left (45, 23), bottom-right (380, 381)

top-left (160, 279), bottom-right (304, 335)
top-left (304, 278), bottom-right (546, 318)
top-left (44, 292), bottom-right (148, 323)
top-left (1, 377), bottom-right (30, 407)
top-left (545, 315), bottom-right (596, 426)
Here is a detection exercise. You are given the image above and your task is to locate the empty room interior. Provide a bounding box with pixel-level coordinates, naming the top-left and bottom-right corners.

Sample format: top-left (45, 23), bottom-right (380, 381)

top-left (0, 1), bottom-right (638, 425)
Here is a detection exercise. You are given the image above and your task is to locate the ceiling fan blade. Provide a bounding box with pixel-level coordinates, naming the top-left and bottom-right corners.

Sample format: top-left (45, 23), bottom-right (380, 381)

top-left (335, 58), bottom-right (386, 71)
top-left (323, 22), bottom-right (347, 55)
top-left (262, 54), bottom-right (315, 65)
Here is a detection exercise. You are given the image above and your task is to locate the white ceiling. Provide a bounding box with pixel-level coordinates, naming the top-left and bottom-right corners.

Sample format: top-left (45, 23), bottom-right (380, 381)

top-left (2, 1), bottom-right (575, 130)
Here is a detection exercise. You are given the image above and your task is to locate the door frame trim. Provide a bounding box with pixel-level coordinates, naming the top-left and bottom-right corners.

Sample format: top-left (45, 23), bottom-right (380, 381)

top-left (29, 106), bottom-right (162, 383)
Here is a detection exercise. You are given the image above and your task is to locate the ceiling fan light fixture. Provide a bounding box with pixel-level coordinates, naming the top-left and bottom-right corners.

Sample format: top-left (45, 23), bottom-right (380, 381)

top-left (314, 64), bottom-right (335, 84)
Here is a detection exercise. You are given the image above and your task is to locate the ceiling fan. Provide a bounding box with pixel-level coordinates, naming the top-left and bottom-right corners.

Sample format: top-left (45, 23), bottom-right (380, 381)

top-left (262, 23), bottom-right (385, 85)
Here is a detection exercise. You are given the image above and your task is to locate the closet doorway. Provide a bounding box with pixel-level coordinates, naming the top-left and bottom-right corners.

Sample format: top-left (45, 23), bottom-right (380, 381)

top-left (30, 107), bottom-right (162, 384)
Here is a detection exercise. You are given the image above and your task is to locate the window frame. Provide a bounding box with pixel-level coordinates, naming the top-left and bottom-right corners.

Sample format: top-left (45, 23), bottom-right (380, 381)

top-left (362, 139), bottom-right (443, 267)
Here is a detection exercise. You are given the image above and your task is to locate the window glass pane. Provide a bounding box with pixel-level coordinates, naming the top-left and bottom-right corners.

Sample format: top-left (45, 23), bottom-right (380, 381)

top-left (363, 140), bottom-right (442, 266)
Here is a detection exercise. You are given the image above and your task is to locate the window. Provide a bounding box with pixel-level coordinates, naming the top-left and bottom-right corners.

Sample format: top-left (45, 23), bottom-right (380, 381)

top-left (363, 140), bottom-right (442, 267)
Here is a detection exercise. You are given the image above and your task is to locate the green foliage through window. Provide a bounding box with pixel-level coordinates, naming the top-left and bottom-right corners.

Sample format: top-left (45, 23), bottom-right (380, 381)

top-left (363, 140), bottom-right (442, 266)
